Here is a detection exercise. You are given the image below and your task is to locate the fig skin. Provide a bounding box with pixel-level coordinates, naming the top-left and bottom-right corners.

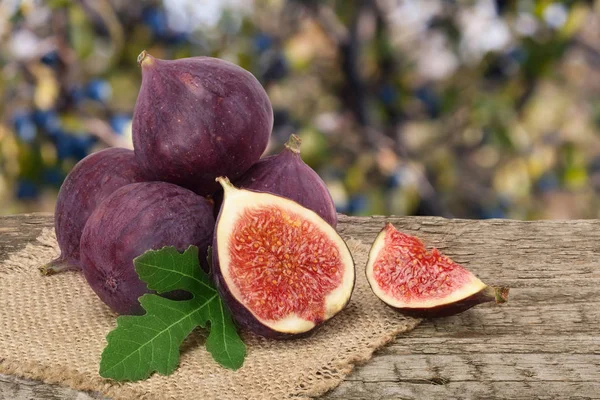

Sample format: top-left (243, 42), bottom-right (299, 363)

top-left (382, 286), bottom-right (510, 319)
top-left (212, 266), bottom-right (310, 340)
top-left (212, 177), bottom-right (355, 339)
top-left (42, 148), bottom-right (148, 275)
top-left (213, 134), bottom-right (337, 227)
top-left (80, 182), bottom-right (215, 315)
top-left (133, 51), bottom-right (273, 196)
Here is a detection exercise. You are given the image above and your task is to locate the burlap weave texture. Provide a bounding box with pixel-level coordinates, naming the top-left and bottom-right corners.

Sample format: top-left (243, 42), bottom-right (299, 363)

top-left (0, 229), bottom-right (420, 399)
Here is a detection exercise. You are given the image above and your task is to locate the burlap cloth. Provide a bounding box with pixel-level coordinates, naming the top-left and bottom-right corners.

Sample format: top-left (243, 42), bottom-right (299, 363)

top-left (0, 228), bottom-right (420, 399)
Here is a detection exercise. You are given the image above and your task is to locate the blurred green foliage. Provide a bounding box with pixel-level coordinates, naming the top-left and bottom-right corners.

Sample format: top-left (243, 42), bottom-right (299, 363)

top-left (1, 0), bottom-right (599, 219)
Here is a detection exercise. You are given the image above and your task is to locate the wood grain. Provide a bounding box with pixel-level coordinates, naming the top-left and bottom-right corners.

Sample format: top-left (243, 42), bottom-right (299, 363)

top-left (0, 213), bottom-right (53, 262)
top-left (1, 213), bottom-right (599, 399)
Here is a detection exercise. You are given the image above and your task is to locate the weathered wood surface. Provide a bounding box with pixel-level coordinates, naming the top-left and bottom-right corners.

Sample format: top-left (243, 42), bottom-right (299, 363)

top-left (1, 213), bottom-right (599, 400)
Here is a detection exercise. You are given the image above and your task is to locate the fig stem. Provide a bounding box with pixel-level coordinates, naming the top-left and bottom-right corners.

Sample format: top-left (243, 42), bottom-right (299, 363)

top-left (137, 50), bottom-right (154, 67)
top-left (492, 286), bottom-right (510, 304)
top-left (137, 50), bottom-right (147, 65)
top-left (216, 176), bottom-right (235, 193)
top-left (39, 258), bottom-right (77, 276)
top-left (284, 134), bottom-right (302, 154)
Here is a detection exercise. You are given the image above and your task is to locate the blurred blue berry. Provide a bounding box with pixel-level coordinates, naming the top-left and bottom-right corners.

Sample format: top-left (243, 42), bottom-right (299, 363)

top-left (71, 135), bottom-right (96, 160)
top-left (536, 172), bottom-right (559, 192)
top-left (43, 168), bottom-right (65, 186)
top-left (261, 52), bottom-right (288, 83)
top-left (56, 133), bottom-right (96, 160)
top-left (348, 194), bottom-right (368, 214)
top-left (86, 79), bottom-right (112, 102)
top-left (110, 114), bottom-right (131, 135)
top-left (55, 132), bottom-right (74, 160)
top-left (415, 85), bottom-right (441, 118)
top-left (16, 179), bottom-right (39, 199)
top-left (507, 46), bottom-right (527, 65)
top-left (479, 205), bottom-right (505, 219)
top-left (69, 86), bottom-right (85, 104)
top-left (386, 175), bottom-right (400, 189)
top-left (335, 203), bottom-right (350, 214)
top-left (494, 0), bottom-right (509, 15)
top-left (254, 33), bottom-right (273, 53)
top-left (589, 156), bottom-right (600, 172)
top-left (386, 166), bottom-right (411, 189)
top-left (13, 112), bottom-right (37, 143)
top-left (143, 7), bottom-right (168, 39)
top-left (379, 85), bottom-right (397, 106)
top-left (33, 109), bottom-right (61, 137)
top-left (166, 31), bottom-right (189, 45)
top-left (40, 50), bottom-right (60, 67)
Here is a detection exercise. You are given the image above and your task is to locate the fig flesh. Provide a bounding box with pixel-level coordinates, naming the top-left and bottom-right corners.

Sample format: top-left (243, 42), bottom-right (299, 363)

top-left (212, 177), bottom-right (355, 339)
top-left (42, 148), bottom-right (147, 275)
top-left (366, 223), bottom-right (508, 318)
top-left (216, 134), bottom-right (337, 227)
top-left (133, 51), bottom-right (273, 196)
top-left (80, 182), bottom-right (215, 315)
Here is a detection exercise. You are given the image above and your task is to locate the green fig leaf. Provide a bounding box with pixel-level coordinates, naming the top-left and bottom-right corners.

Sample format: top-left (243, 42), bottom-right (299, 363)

top-left (100, 246), bottom-right (245, 381)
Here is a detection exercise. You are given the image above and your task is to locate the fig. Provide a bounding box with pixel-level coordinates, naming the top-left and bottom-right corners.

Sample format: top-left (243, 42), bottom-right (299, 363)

top-left (215, 134), bottom-right (337, 227)
top-left (366, 223), bottom-right (509, 318)
top-left (212, 177), bottom-right (355, 339)
top-left (80, 182), bottom-right (215, 315)
top-left (132, 51), bottom-right (273, 196)
top-left (41, 148), bottom-right (147, 275)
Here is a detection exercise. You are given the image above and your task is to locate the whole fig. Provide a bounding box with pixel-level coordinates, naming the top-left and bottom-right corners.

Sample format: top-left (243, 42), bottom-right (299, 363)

top-left (80, 182), bottom-right (215, 315)
top-left (223, 134), bottom-right (337, 227)
top-left (42, 148), bottom-right (147, 275)
top-left (133, 51), bottom-right (273, 195)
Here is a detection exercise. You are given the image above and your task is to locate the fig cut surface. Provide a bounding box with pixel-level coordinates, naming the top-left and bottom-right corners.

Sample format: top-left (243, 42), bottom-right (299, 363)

top-left (366, 223), bottom-right (508, 318)
top-left (213, 177), bottom-right (355, 338)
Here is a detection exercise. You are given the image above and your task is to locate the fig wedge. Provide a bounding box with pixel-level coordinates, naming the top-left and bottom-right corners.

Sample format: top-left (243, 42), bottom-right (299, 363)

top-left (366, 223), bottom-right (508, 318)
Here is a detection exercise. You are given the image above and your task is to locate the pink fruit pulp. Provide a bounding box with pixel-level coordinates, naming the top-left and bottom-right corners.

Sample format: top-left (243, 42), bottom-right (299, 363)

top-left (372, 224), bottom-right (472, 303)
top-left (228, 205), bottom-right (344, 323)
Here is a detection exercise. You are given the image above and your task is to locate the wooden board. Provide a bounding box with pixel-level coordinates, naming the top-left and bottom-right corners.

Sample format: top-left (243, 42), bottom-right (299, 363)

top-left (1, 213), bottom-right (599, 399)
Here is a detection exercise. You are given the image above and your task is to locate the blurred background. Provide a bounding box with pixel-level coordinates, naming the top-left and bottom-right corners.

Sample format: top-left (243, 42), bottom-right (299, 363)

top-left (1, 0), bottom-right (599, 219)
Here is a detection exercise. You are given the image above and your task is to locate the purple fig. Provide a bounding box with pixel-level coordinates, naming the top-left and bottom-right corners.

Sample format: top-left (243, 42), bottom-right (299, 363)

top-left (213, 134), bottom-right (337, 227)
top-left (80, 182), bottom-right (215, 315)
top-left (41, 148), bottom-right (147, 275)
top-left (132, 51), bottom-right (273, 196)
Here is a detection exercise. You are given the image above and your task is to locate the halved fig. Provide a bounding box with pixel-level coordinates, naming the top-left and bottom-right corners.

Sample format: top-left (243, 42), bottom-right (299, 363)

top-left (213, 177), bottom-right (355, 339)
top-left (366, 223), bottom-right (508, 318)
